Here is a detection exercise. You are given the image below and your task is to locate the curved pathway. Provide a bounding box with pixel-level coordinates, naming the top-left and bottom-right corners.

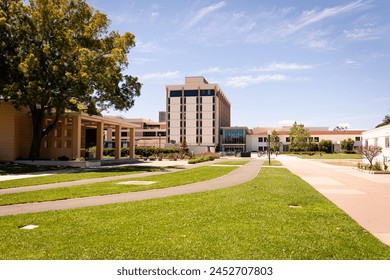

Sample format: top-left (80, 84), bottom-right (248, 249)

top-left (0, 159), bottom-right (262, 216)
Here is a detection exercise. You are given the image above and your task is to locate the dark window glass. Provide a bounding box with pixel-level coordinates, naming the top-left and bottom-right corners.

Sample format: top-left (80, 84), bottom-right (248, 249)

top-left (200, 89), bottom-right (215, 96)
top-left (170, 90), bottom-right (182, 97)
top-left (184, 90), bottom-right (198, 96)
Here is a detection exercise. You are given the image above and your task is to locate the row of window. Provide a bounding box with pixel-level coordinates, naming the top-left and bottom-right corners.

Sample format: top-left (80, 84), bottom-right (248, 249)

top-left (258, 136), bottom-right (362, 143)
top-left (169, 89), bottom-right (215, 97)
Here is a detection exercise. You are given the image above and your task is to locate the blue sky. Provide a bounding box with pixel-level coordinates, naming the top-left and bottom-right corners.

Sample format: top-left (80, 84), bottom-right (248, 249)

top-left (90, 0), bottom-right (390, 130)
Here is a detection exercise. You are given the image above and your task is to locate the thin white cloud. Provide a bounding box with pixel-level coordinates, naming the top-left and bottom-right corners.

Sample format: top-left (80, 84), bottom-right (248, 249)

top-left (200, 66), bottom-right (238, 74)
top-left (186, 1), bottom-right (226, 29)
top-left (141, 71), bottom-right (180, 82)
top-left (135, 40), bottom-right (161, 53)
top-left (344, 26), bottom-right (382, 40)
top-left (279, 120), bottom-right (296, 126)
top-left (251, 63), bottom-right (313, 72)
top-left (288, 0), bottom-right (366, 33)
top-left (226, 74), bottom-right (288, 88)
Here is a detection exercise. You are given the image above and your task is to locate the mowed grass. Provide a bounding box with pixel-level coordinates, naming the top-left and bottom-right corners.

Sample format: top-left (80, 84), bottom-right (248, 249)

top-left (216, 160), bottom-right (250, 165)
top-left (0, 166), bottom-right (237, 206)
top-left (293, 153), bottom-right (362, 160)
top-left (262, 160), bottom-right (283, 166)
top-left (0, 167), bottom-right (389, 260)
top-left (0, 166), bottom-right (164, 189)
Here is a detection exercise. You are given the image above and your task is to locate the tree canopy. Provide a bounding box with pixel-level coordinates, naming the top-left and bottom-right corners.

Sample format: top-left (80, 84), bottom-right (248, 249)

top-left (0, 0), bottom-right (141, 159)
top-left (288, 122), bottom-right (311, 152)
top-left (376, 114), bottom-right (390, 128)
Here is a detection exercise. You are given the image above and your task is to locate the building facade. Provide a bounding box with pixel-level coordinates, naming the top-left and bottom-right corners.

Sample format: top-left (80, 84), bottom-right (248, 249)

top-left (0, 102), bottom-right (136, 161)
top-left (247, 127), bottom-right (364, 152)
top-left (220, 127), bottom-right (251, 153)
top-left (166, 77), bottom-right (231, 154)
top-left (362, 124), bottom-right (390, 168)
top-left (105, 117), bottom-right (167, 148)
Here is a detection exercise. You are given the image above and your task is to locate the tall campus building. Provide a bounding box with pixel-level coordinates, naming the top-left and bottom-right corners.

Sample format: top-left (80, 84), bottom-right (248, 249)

top-left (166, 77), bottom-right (231, 153)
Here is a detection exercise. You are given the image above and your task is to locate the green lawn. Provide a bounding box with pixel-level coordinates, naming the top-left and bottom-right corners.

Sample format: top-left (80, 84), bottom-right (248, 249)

top-left (292, 153), bottom-right (362, 160)
top-left (262, 160), bottom-right (283, 166)
top-left (0, 167), bottom-right (388, 260)
top-left (0, 166), bottom-right (164, 189)
top-left (0, 166), bottom-right (237, 206)
top-left (216, 160), bottom-right (249, 165)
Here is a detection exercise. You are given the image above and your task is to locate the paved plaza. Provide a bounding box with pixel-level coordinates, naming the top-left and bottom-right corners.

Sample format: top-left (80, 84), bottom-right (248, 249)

top-left (278, 155), bottom-right (390, 247)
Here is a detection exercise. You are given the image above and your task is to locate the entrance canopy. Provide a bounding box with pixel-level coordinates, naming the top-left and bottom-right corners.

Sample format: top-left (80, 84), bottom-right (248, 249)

top-left (42, 112), bottom-right (136, 161)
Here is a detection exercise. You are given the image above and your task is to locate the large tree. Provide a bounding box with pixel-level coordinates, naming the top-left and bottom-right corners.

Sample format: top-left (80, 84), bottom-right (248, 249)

top-left (288, 122), bottom-right (311, 152)
top-left (0, 0), bottom-right (141, 159)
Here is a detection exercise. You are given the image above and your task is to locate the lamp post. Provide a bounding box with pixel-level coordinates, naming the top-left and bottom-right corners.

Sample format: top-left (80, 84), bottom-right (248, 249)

top-left (267, 130), bottom-right (271, 165)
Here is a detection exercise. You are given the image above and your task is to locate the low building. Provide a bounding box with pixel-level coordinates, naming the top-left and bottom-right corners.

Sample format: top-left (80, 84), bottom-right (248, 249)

top-left (220, 126), bottom-right (251, 153)
top-left (0, 101), bottom-right (136, 161)
top-left (105, 117), bottom-right (166, 148)
top-left (247, 126), bottom-right (364, 152)
top-left (362, 124), bottom-right (390, 168)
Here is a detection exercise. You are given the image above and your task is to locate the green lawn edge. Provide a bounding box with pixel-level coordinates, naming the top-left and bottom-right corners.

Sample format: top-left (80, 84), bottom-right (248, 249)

top-left (0, 167), bottom-right (388, 260)
top-left (0, 166), bottom-right (238, 206)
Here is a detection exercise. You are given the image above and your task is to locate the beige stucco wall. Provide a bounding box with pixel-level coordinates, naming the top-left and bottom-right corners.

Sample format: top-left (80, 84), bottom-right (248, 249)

top-left (0, 102), bottom-right (32, 160)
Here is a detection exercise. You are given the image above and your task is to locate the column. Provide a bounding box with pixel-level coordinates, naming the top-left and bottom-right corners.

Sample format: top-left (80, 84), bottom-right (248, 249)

top-left (129, 127), bottom-right (135, 159)
top-left (115, 125), bottom-right (121, 160)
top-left (72, 115), bottom-right (81, 158)
top-left (96, 121), bottom-right (104, 160)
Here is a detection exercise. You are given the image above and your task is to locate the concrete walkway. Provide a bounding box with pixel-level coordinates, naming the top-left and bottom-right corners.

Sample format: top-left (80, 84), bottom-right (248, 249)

top-left (0, 159), bottom-right (262, 217)
top-left (278, 155), bottom-right (390, 247)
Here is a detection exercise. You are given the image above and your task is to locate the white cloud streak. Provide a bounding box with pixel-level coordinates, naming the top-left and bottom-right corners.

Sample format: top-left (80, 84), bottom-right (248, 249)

top-left (141, 71), bottom-right (180, 82)
top-left (186, 1), bottom-right (226, 29)
top-left (226, 74), bottom-right (288, 88)
top-left (251, 63), bottom-right (314, 72)
top-left (287, 0), bottom-right (366, 33)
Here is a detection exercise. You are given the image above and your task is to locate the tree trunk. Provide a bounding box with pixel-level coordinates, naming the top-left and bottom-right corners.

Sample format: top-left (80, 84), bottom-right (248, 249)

top-left (28, 110), bottom-right (44, 160)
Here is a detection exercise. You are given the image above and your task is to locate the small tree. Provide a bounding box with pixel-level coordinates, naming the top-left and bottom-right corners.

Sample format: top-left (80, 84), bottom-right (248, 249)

top-left (270, 130), bottom-right (282, 152)
top-left (180, 140), bottom-right (189, 158)
top-left (289, 122), bottom-right (311, 152)
top-left (341, 138), bottom-right (355, 153)
top-left (318, 140), bottom-right (332, 153)
top-left (359, 145), bottom-right (382, 168)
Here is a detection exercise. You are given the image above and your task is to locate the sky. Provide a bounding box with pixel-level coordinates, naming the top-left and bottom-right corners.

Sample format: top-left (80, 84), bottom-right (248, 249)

top-left (89, 0), bottom-right (390, 130)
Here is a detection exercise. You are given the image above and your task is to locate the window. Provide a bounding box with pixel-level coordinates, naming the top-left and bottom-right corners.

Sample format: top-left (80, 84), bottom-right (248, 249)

top-left (170, 90), bottom-right (182, 97)
top-left (355, 137), bottom-right (361, 141)
top-left (314, 137), bottom-right (319, 142)
top-left (258, 137), bottom-right (263, 143)
top-left (386, 137), bottom-right (390, 148)
top-left (286, 137), bottom-right (291, 143)
top-left (200, 90), bottom-right (215, 96)
top-left (184, 90), bottom-right (198, 96)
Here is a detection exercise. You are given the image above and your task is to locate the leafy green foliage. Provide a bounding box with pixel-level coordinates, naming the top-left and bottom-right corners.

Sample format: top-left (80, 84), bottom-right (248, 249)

top-left (288, 122), bottom-right (311, 152)
top-left (0, 0), bottom-right (141, 159)
top-left (318, 140), bottom-right (333, 153)
top-left (270, 130), bottom-right (281, 152)
top-left (341, 138), bottom-right (355, 153)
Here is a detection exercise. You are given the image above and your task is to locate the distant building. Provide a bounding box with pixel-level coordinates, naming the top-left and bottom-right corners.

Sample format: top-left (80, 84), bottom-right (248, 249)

top-left (105, 117), bottom-right (166, 148)
top-left (159, 111), bottom-right (167, 122)
top-left (362, 124), bottom-right (390, 168)
top-left (220, 126), bottom-right (251, 153)
top-left (247, 127), bottom-right (364, 152)
top-left (166, 76), bottom-right (231, 153)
